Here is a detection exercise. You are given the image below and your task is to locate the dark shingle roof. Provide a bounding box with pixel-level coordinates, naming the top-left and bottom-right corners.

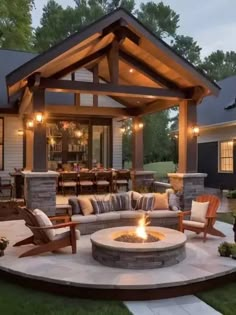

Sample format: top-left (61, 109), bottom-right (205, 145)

top-left (0, 49), bottom-right (36, 108)
top-left (197, 75), bottom-right (236, 126)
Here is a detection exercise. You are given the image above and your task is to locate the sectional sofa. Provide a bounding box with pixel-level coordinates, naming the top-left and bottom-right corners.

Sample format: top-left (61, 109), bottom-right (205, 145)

top-left (68, 190), bottom-right (181, 235)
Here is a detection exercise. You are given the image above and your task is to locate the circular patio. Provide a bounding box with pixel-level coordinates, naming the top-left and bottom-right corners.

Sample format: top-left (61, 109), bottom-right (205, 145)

top-left (0, 220), bottom-right (235, 300)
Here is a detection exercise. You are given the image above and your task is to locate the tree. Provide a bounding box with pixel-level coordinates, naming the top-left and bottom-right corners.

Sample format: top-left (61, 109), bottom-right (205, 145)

top-left (136, 1), bottom-right (179, 38)
top-left (0, 0), bottom-right (34, 50)
top-left (172, 35), bottom-right (202, 66)
top-left (201, 50), bottom-right (236, 81)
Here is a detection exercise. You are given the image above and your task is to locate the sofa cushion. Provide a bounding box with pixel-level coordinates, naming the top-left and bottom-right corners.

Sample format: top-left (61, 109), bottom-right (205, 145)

top-left (71, 214), bottom-right (97, 223)
top-left (183, 220), bottom-right (205, 228)
top-left (116, 210), bottom-right (145, 219)
top-left (96, 212), bottom-right (120, 221)
top-left (91, 199), bottom-right (111, 214)
top-left (111, 193), bottom-right (131, 211)
top-left (168, 192), bottom-right (181, 211)
top-left (78, 197), bottom-right (94, 216)
top-left (149, 210), bottom-right (180, 218)
top-left (68, 198), bottom-right (81, 215)
top-left (136, 195), bottom-right (154, 211)
top-left (33, 209), bottom-right (55, 240)
top-left (153, 193), bottom-right (169, 210)
top-left (190, 200), bottom-right (209, 223)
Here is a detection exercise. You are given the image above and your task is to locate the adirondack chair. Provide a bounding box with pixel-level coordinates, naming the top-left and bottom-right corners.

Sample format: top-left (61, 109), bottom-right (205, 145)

top-left (14, 207), bottom-right (79, 258)
top-left (179, 195), bottom-right (225, 242)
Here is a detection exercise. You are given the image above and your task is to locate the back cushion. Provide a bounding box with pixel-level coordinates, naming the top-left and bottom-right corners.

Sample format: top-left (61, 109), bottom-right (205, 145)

top-left (91, 199), bottom-right (111, 214)
top-left (111, 193), bottom-right (131, 211)
top-left (136, 195), bottom-right (154, 211)
top-left (153, 193), bottom-right (169, 210)
top-left (190, 201), bottom-right (209, 223)
top-left (78, 197), bottom-right (94, 216)
top-left (33, 209), bottom-right (55, 240)
top-left (68, 198), bottom-right (81, 215)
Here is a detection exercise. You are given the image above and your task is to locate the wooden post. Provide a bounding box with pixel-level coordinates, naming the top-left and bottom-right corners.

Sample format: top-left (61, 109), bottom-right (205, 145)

top-left (178, 100), bottom-right (198, 173)
top-left (93, 64), bottom-right (99, 107)
top-left (32, 89), bottom-right (47, 172)
top-left (132, 117), bottom-right (143, 170)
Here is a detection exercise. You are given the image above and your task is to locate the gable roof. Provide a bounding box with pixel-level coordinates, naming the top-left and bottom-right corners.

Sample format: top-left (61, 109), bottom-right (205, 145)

top-left (5, 8), bottom-right (219, 110)
top-left (197, 75), bottom-right (236, 127)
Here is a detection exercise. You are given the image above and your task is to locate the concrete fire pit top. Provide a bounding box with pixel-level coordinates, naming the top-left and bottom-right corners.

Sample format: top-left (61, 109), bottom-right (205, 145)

top-left (90, 226), bottom-right (187, 252)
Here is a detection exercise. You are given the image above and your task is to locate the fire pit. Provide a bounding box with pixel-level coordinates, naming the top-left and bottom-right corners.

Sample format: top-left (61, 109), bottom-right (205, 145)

top-left (91, 216), bottom-right (187, 269)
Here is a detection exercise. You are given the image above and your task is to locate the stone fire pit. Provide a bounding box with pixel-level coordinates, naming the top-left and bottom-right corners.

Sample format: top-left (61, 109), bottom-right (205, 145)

top-left (91, 226), bottom-right (187, 269)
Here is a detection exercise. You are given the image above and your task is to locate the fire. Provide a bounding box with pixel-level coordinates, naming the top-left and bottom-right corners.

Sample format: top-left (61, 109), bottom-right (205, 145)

top-left (135, 214), bottom-right (150, 240)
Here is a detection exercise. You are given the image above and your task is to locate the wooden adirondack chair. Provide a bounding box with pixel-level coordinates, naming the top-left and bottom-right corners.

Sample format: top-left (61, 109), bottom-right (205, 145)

top-left (179, 195), bottom-right (225, 242)
top-left (14, 207), bottom-right (79, 258)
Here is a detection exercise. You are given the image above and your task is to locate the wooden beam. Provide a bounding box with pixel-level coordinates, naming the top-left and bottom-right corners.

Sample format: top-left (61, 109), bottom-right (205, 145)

top-left (19, 87), bottom-right (33, 115)
top-left (71, 72), bottom-right (80, 107)
top-left (46, 105), bottom-right (136, 117)
top-left (51, 45), bottom-right (110, 79)
top-left (39, 78), bottom-right (187, 100)
top-left (119, 50), bottom-right (179, 90)
top-left (102, 18), bottom-right (140, 45)
top-left (132, 117), bottom-right (143, 171)
top-left (93, 64), bottom-right (99, 107)
top-left (134, 99), bottom-right (177, 116)
top-left (32, 89), bottom-right (47, 172)
top-left (178, 100), bottom-right (198, 173)
top-left (107, 39), bottom-right (119, 84)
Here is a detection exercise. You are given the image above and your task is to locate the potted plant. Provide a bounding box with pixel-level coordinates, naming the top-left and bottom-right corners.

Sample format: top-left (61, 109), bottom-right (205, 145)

top-left (218, 242), bottom-right (232, 257)
top-left (230, 244), bottom-right (236, 259)
top-left (0, 236), bottom-right (9, 257)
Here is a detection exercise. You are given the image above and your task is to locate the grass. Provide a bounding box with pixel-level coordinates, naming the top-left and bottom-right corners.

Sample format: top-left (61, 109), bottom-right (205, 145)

top-left (124, 161), bottom-right (176, 179)
top-left (197, 282), bottom-right (236, 315)
top-left (0, 279), bottom-right (131, 315)
top-left (217, 212), bottom-right (235, 225)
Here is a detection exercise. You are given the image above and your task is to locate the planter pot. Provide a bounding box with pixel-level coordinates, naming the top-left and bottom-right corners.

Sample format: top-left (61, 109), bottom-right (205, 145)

top-left (0, 250), bottom-right (4, 257)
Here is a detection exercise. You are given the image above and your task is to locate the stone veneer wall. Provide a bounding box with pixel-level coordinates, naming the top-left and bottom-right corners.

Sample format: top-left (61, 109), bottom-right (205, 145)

top-left (23, 171), bottom-right (58, 216)
top-left (131, 171), bottom-right (155, 191)
top-left (168, 173), bottom-right (207, 210)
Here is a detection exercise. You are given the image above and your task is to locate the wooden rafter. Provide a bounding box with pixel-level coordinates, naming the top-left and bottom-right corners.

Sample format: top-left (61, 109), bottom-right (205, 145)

top-left (135, 99), bottom-right (177, 116)
top-left (38, 78), bottom-right (188, 100)
top-left (107, 39), bottom-right (119, 84)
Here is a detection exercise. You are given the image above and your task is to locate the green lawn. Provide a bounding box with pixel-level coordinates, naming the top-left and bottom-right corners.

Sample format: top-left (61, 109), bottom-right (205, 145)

top-left (0, 279), bottom-right (131, 315)
top-left (197, 282), bottom-right (236, 315)
top-left (217, 212), bottom-right (235, 225)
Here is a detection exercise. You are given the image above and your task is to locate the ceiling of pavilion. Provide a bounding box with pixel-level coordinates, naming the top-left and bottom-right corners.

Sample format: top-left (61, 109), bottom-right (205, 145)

top-left (6, 9), bottom-right (220, 113)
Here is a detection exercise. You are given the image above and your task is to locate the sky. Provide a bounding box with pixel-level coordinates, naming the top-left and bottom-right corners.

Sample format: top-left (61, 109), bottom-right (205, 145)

top-left (32, 0), bottom-right (236, 57)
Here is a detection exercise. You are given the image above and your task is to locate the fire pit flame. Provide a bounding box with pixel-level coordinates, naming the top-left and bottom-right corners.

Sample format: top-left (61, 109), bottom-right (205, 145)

top-left (135, 214), bottom-right (150, 241)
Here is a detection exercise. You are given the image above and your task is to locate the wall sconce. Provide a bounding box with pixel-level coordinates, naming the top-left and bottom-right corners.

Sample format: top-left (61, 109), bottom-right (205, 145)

top-left (26, 120), bottom-right (34, 129)
top-left (17, 129), bottom-right (24, 136)
top-left (75, 129), bottom-right (82, 138)
top-left (138, 122), bottom-right (144, 129)
top-left (35, 112), bottom-right (44, 123)
top-left (192, 126), bottom-right (200, 137)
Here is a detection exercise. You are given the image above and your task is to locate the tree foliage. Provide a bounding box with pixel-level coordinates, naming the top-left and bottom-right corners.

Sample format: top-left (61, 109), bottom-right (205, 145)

top-left (0, 0), bottom-right (34, 50)
top-left (201, 50), bottom-right (236, 81)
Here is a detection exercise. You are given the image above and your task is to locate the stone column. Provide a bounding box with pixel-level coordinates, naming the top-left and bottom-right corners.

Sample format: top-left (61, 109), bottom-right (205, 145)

top-left (168, 173), bottom-right (207, 210)
top-left (22, 171), bottom-right (59, 216)
top-left (131, 171), bottom-right (155, 191)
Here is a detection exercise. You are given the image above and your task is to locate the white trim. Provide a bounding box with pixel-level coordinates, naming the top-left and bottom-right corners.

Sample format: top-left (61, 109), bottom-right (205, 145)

top-left (199, 120), bottom-right (236, 131)
top-left (218, 140), bottom-right (234, 174)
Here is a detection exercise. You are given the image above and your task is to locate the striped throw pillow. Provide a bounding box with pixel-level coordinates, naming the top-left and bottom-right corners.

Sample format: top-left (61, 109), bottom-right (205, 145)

top-left (91, 199), bottom-right (111, 214)
top-left (111, 193), bottom-right (131, 211)
top-left (136, 195), bottom-right (154, 211)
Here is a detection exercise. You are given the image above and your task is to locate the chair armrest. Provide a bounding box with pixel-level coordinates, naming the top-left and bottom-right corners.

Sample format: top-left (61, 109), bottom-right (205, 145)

top-left (27, 222), bottom-right (77, 230)
top-left (179, 210), bottom-right (191, 217)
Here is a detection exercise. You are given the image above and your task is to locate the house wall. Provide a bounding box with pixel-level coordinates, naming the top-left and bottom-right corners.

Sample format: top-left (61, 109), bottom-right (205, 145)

top-left (0, 115), bottom-right (23, 178)
top-left (198, 125), bottom-right (236, 189)
top-left (112, 118), bottom-right (122, 169)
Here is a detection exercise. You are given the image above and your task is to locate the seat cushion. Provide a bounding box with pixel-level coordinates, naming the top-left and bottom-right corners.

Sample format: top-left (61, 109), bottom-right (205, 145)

top-left (190, 200), bottom-right (209, 223)
top-left (153, 193), bottom-right (169, 210)
top-left (96, 180), bottom-right (110, 185)
top-left (115, 179), bottom-right (128, 184)
top-left (183, 220), bottom-right (206, 229)
top-left (78, 197), bottom-right (94, 216)
top-left (80, 181), bottom-right (94, 186)
top-left (33, 209), bottom-right (55, 240)
top-left (71, 214), bottom-right (97, 223)
top-left (96, 212), bottom-right (120, 221)
top-left (53, 228), bottom-right (80, 241)
top-left (59, 181), bottom-right (77, 187)
top-left (116, 210), bottom-right (145, 219)
top-left (149, 210), bottom-right (179, 218)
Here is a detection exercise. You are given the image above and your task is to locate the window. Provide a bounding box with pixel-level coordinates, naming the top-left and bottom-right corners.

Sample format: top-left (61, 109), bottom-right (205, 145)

top-left (0, 118), bottom-right (3, 170)
top-left (219, 140), bottom-right (234, 172)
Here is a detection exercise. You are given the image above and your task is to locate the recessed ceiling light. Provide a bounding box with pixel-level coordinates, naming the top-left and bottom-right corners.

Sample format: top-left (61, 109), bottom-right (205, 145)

top-left (129, 68), bottom-right (134, 73)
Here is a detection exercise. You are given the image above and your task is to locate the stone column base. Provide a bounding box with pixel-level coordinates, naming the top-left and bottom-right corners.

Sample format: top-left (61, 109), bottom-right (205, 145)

top-left (168, 173), bottom-right (207, 210)
top-left (131, 170), bottom-right (155, 191)
top-left (22, 171), bottom-right (59, 216)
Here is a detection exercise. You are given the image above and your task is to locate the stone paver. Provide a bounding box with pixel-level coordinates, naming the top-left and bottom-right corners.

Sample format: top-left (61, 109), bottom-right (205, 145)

top-left (125, 295), bottom-right (222, 315)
